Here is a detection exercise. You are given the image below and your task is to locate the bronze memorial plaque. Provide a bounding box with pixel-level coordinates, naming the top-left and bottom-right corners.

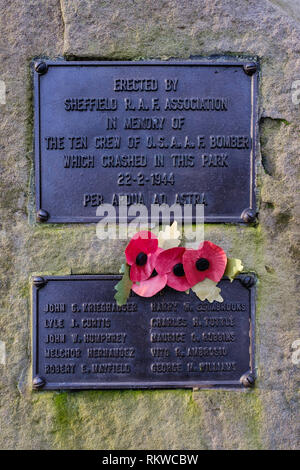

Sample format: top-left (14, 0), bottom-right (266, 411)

top-left (34, 60), bottom-right (258, 223)
top-left (32, 275), bottom-right (255, 390)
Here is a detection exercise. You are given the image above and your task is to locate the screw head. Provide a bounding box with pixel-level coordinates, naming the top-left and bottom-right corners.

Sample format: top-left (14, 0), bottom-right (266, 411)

top-left (240, 274), bottom-right (256, 289)
top-left (32, 376), bottom-right (46, 390)
top-left (36, 209), bottom-right (49, 223)
top-left (243, 63), bottom-right (257, 75)
top-left (34, 61), bottom-right (48, 75)
top-left (33, 276), bottom-right (46, 288)
top-left (240, 372), bottom-right (256, 388)
top-left (241, 208), bottom-right (256, 224)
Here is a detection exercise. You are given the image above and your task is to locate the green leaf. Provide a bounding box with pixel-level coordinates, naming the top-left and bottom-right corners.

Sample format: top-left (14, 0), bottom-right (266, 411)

top-left (224, 258), bottom-right (243, 282)
top-left (119, 263), bottom-right (126, 274)
top-left (158, 221), bottom-right (182, 249)
top-left (114, 263), bottom-right (133, 306)
top-left (191, 278), bottom-right (223, 303)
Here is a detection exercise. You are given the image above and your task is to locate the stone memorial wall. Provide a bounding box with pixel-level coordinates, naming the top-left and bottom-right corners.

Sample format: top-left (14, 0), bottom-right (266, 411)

top-left (0, 0), bottom-right (299, 450)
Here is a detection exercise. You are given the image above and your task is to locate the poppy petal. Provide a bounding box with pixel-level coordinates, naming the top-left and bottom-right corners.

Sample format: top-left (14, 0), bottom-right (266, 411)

top-left (132, 274), bottom-right (167, 297)
top-left (199, 241), bottom-right (227, 282)
top-left (131, 230), bottom-right (157, 241)
top-left (125, 238), bottom-right (149, 265)
top-left (150, 247), bottom-right (164, 264)
top-left (183, 241), bottom-right (227, 285)
top-left (155, 247), bottom-right (186, 275)
top-left (129, 258), bottom-right (154, 282)
top-left (183, 249), bottom-right (205, 285)
top-left (125, 231), bottom-right (158, 265)
top-left (129, 248), bottom-right (162, 282)
top-left (166, 271), bottom-right (191, 291)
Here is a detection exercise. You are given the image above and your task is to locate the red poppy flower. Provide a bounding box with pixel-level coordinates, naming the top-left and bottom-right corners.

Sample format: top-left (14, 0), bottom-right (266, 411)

top-left (155, 247), bottom-right (191, 291)
top-left (125, 231), bottom-right (159, 282)
top-left (182, 241), bottom-right (227, 285)
top-left (132, 272), bottom-right (168, 297)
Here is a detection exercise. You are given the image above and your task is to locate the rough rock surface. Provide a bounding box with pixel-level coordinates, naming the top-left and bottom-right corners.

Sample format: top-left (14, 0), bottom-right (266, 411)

top-left (0, 0), bottom-right (299, 449)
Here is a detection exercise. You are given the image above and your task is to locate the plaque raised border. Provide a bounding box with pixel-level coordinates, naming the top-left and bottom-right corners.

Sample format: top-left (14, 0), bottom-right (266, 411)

top-left (32, 274), bottom-right (256, 390)
top-left (34, 60), bottom-right (258, 224)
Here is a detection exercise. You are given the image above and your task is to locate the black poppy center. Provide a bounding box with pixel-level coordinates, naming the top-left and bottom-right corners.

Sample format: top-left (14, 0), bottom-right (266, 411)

top-left (173, 263), bottom-right (185, 277)
top-left (196, 258), bottom-right (210, 271)
top-left (136, 252), bottom-right (148, 266)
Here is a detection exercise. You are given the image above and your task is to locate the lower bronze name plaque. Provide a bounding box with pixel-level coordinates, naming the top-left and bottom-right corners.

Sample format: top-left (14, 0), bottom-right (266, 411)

top-left (34, 60), bottom-right (257, 224)
top-left (32, 275), bottom-right (255, 390)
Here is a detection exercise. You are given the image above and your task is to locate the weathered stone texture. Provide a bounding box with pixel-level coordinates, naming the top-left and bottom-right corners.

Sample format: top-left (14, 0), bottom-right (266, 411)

top-left (0, 0), bottom-right (299, 449)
